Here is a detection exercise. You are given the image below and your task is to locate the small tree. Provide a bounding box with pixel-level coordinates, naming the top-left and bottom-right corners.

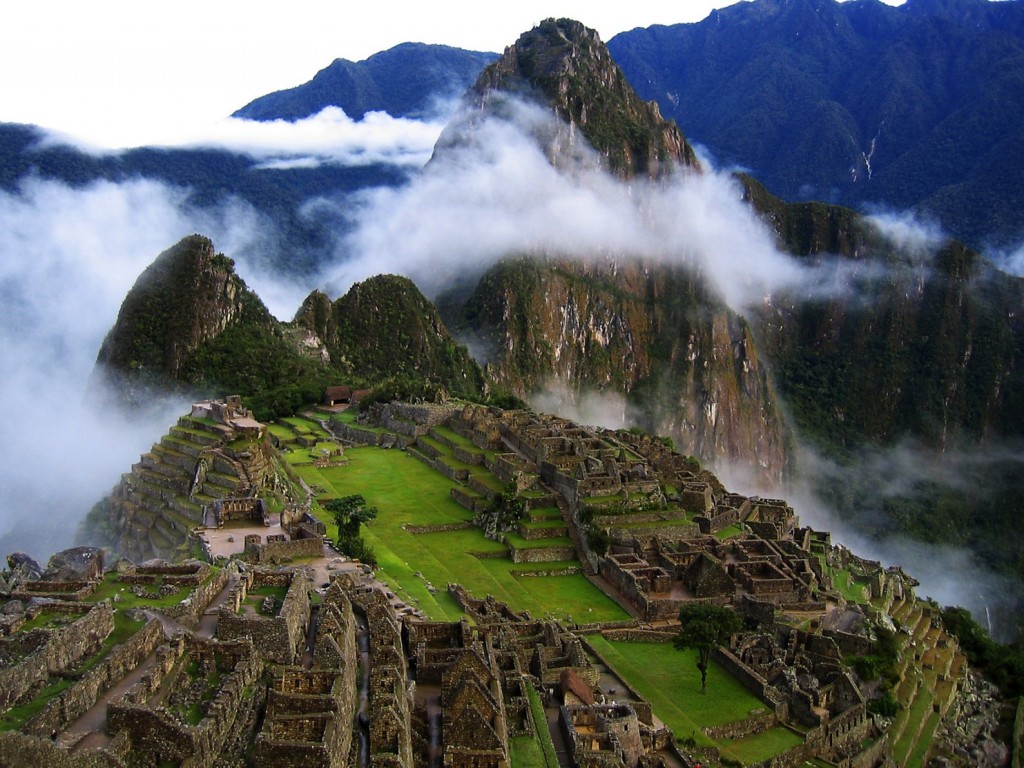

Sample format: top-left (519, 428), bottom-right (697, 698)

top-left (323, 495), bottom-right (378, 565)
top-left (674, 603), bottom-right (742, 693)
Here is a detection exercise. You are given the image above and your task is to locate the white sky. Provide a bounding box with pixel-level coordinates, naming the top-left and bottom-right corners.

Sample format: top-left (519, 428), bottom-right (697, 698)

top-left (0, 0), bottom-right (904, 149)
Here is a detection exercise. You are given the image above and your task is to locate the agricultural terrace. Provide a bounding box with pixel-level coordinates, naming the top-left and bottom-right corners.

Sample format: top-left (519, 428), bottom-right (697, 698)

top-left (587, 637), bottom-right (803, 765)
top-left (295, 446), bottom-right (629, 624)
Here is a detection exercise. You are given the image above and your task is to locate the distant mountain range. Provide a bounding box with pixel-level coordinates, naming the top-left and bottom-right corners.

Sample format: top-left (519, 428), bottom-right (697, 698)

top-left (3, 0), bottom-right (1022, 257)
top-left (607, 0), bottom-right (1024, 250)
top-left (233, 42), bottom-right (497, 121)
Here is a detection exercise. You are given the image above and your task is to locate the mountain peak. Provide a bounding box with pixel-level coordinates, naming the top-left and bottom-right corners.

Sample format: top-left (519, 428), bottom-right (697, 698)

top-left (470, 18), bottom-right (700, 178)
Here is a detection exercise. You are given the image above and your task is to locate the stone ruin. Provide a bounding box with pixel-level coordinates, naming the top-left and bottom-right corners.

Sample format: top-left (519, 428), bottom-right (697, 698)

top-left (252, 577), bottom-right (359, 768)
top-left (0, 402), bottom-right (983, 767)
top-left (216, 566), bottom-right (313, 664)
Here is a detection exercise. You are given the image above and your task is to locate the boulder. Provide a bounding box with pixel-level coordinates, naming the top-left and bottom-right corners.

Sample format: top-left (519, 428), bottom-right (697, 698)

top-left (6, 552), bottom-right (43, 581)
top-left (44, 546), bottom-right (104, 581)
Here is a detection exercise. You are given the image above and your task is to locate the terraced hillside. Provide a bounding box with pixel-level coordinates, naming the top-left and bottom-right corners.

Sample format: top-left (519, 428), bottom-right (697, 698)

top-left (88, 403), bottom-right (278, 563)
top-left (886, 596), bottom-right (968, 766)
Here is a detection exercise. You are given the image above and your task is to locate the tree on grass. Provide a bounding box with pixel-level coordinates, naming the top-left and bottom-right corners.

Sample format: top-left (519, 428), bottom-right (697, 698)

top-left (323, 495), bottom-right (378, 566)
top-left (674, 603), bottom-right (742, 693)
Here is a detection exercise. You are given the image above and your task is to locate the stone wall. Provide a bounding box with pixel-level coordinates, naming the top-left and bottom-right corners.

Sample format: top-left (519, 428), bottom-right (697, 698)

top-left (216, 568), bottom-right (311, 664)
top-left (106, 636), bottom-right (263, 768)
top-left (161, 567), bottom-right (229, 628)
top-left (508, 543), bottom-right (577, 564)
top-left (704, 710), bottom-right (778, 740)
top-left (600, 629), bottom-right (676, 643)
top-left (246, 535), bottom-right (324, 565)
top-left (118, 561), bottom-right (210, 586)
top-left (409, 447), bottom-right (469, 484)
top-left (0, 601), bottom-right (114, 711)
top-left (450, 487), bottom-right (489, 514)
top-left (25, 618), bottom-right (164, 736)
top-left (712, 647), bottom-right (785, 712)
top-left (0, 732), bottom-right (125, 767)
top-left (694, 506), bottom-right (740, 535)
top-left (11, 580), bottom-right (98, 602)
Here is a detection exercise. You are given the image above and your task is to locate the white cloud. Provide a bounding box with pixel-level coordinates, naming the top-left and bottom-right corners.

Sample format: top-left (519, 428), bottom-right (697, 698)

top-left (987, 240), bottom-right (1024, 277)
top-left (321, 99), bottom-right (905, 313)
top-left (37, 107), bottom-right (449, 171)
top-left (864, 210), bottom-right (946, 255)
top-left (0, 177), bottom-right (313, 557)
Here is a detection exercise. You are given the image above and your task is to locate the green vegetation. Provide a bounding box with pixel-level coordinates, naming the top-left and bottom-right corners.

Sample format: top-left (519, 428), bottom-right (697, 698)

top-left (941, 606), bottom-right (1024, 698)
top-left (587, 637), bottom-right (766, 744)
top-left (475, 483), bottom-right (526, 539)
top-left (525, 685), bottom-right (558, 768)
top-left (298, 447), bottom-right (627, 624)
top-left (720, 727), bottom-right (804, 765)
top-left (847, 625), bottom-right (900, 688)
top-left (674, 603), bottom-right (743, 693)
top-left (323, 494), bottom-right (379, 566)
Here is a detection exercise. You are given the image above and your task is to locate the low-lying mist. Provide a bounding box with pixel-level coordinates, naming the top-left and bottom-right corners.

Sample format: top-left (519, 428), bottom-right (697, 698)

top-left (718, 442), bottom-right (1024, 643)
top-left (322, 99), bottom-right (917, 312)
top-left (3, 95), bottom-right (1019, 644)
top-left (0, 177), bottom-right (312, 560)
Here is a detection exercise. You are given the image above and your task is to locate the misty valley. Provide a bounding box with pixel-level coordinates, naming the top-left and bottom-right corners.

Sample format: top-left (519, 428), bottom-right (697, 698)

top-left (1, 4), bottom-right (1023, 768)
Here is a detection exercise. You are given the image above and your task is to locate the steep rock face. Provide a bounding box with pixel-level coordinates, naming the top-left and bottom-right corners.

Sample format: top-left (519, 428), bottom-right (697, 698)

top-left (293, 275), bottom-right (486, 396)
top-left (742, 176), bottom-right (1024, 452)
top-left (454, 257), bottom-right (788, 482)
top-left (438, 20), bottom-right (787, 481)
top-left (96, 235), bottom-right (264, 384)
top-left (461, 18), bottom-right (699, 178)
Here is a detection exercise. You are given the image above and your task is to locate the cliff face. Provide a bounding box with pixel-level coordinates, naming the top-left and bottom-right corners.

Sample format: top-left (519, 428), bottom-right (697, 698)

top-left (453, 18), bottom-right (699, 179)
top-left (742, 176), bottom-right (1024, 452)
top-left (437, 20), bottom-right (788, 481)
top-left (94, 235), bottom-right (270, 399)
top-left (453, 256), bottom-right (788, 481)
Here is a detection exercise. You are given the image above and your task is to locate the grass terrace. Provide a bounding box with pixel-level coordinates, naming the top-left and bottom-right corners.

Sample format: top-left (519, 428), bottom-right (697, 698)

top-left (719, 727), bottom-right (804, 765)
top-left (586, 636), bottom-right (782, 761)
top-left (714, 524), bottom-right (746, 540)
top-left (297, 447), bottom-right (627, 624)
top-left (241, 584), bottom-right (289, 614)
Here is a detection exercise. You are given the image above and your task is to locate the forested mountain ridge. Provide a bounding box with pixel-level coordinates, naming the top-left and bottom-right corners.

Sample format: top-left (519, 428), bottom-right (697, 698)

top-left (607, 0), bottom-right (1024, 250)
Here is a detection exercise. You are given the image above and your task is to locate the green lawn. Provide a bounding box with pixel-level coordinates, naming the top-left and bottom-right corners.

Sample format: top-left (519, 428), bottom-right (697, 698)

top-left (586, 637), bottom-right (769, 745)
top-left (510, 734), bottom-right (548, 768)
top-left (720, 726), bottom-right (804, 764)
top-left (296, 447), bottom-right (627, 624)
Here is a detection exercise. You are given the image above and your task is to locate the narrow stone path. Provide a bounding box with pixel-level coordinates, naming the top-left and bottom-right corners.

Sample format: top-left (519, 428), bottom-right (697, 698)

top-left (545, 704), bottom-right (574, 768)
top-left (65, 653), bottom-right (158, 753)
top-left (62, 571), bottom-right (238, 755)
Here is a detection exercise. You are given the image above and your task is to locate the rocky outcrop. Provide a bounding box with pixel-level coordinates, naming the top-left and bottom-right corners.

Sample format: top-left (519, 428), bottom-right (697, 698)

top-left (292, 275), bottom-right (485, 397)
top-left (454, 18), bottom-right (699, 179)
top-left (744, 175), bottom-right (1024, 451)
top-left (94, 235), bottom-right (271, 402)
top-left (452, 257), bottom-right (788, 481)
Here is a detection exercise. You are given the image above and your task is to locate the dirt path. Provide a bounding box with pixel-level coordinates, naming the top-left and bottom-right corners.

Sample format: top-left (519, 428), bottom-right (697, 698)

top-left (64, 652), bottom-right (158, 753)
